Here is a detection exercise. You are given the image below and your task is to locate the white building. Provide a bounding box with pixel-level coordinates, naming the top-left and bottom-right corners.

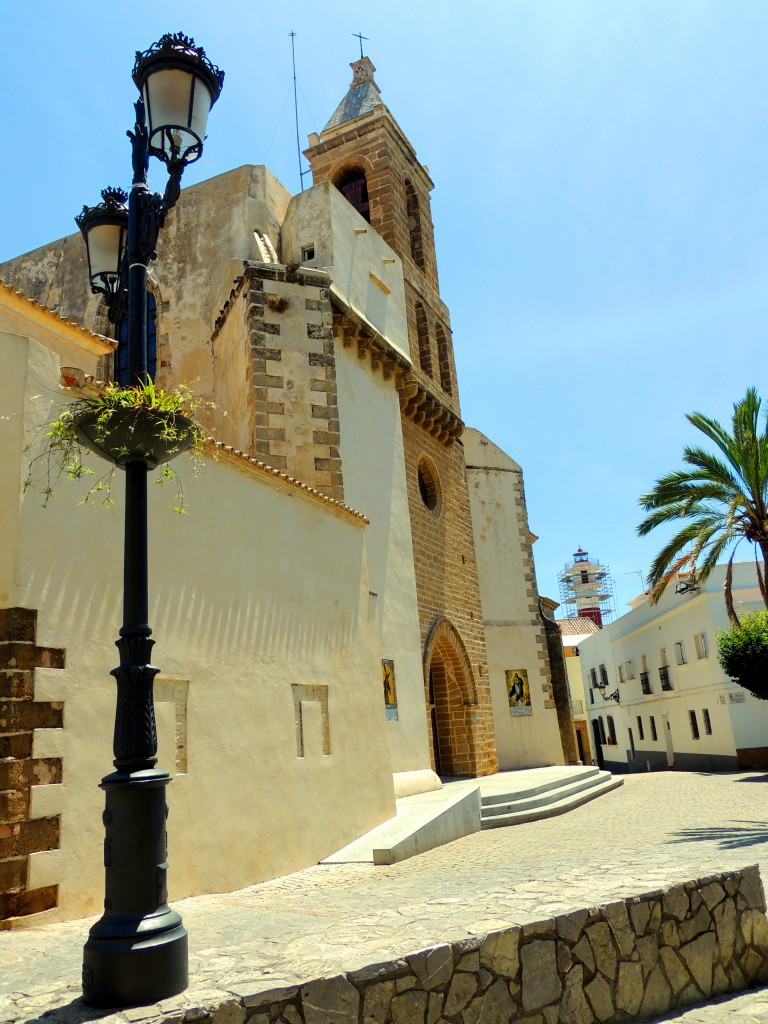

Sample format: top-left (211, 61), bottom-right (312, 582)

top-left (578, 563), bottom-right (768, 773)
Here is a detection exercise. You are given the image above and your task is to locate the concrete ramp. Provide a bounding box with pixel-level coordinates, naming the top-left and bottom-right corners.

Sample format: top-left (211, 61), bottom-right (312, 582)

top-left (322, 783), bottom-right (481, 866)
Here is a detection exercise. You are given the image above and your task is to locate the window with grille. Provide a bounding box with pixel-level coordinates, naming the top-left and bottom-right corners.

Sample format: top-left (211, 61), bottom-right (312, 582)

top-left (607, 716), bottom-right (617, 745)
top-left (636, 716), bottom-right (644, 741)
top-left (675, 641), bottom-right (687, 665)
top-left (334, 166), bottom-right (370, 222)
top-left (703, 708), bottom-right (712, 735)
top-left (694, 633), bottom-right (708, 659)
top-left (689, 710), bottom-right (700, 740)
top-left (650, 716), bottom-right (658, 741)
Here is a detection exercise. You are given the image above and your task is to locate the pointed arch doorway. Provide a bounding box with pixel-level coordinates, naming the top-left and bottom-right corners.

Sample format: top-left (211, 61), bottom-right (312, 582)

top-left (424, 616), bottom-right (479, 777)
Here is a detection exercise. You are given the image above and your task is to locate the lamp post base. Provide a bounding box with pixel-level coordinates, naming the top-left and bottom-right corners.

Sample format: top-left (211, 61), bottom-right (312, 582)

top-left (81, 768), bottom-right (188, 1008)
top-left (82, 917), bottom-right (188, 1008)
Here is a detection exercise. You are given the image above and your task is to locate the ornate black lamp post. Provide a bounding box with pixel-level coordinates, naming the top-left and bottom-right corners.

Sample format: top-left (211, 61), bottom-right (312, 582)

top-left (75, 34), bottom-right (223, 1008)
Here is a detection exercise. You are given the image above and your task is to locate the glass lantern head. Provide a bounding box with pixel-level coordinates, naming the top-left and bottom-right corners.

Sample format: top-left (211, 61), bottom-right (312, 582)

top-left (75, 187), bottom-right (129, 296)
top-left (132, 32), bottom-right (224, 167)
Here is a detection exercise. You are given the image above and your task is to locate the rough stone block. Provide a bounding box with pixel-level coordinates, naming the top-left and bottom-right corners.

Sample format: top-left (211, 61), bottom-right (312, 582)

top-left (738, 871), bottom-right (764, 912)
top-left (362, 981), bottom-right (394, 1024)
top-left (521, 939), bottom-right (561, 1011)
top-left (701, 882), bottom-right (726, 911)
top-left (407, 944), bottom-right (453, 991)
top-left (559, 965), bottom-right (593, 1024)
top-left (390, 989), bottom-right (427, 1024)
top-left (659, 947), bottom-right (690, 996)
top-left (713, 898), bottom-right (737, 964)
top-left (585, 972), bottom-right (613, 1022)
top-left (741, 946), bottom-right (763, 981)
top-left (639, 962), bottom-right (672, 1018)
top-left (462, 978), bottom-right (515, 1024)
top-left (443, 971), bottom-right (476, 1016)
top-left (604, 901), bottom-right (635, 956)
top-left (661, 918), bottom-right (680, 947)
top-left (480, 927), bottom-right (520, 978)
top-left (629, 899), bottom-right (651, 938)
top-left (616, 960), bottom-right (644, 1015)
top-left (679, 904), bottom-right (712, 945)
top-left (300, 975), bottom-right (359, 1024)
top-left (679, 932), bottom-right (715, 996)
top-left (426, 992), bottom-right (443, 1024)
top-left (571, 934), bottom-right (596, 974)
top-left (663, 886), bottom-right (689, 922)
top-left (586, 922), bottom-right (617, 981)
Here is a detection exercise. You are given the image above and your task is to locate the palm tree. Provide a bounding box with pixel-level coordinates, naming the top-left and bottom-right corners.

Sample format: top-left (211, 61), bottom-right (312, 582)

top-left (637, 387), bottom-right (768, 626)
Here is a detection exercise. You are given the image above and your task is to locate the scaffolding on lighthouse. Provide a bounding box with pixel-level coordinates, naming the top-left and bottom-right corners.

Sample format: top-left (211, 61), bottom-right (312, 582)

top-left (557, 548), bottom-right (617, 627)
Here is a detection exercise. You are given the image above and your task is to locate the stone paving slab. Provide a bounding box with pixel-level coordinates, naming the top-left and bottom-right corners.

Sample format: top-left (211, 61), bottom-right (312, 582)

top-left (2, 770), bottom-right (768, 1022)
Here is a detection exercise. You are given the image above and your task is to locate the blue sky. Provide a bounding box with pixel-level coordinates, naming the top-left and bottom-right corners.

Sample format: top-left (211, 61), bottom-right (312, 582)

top-left (2, 1), bottom-right (767, 615)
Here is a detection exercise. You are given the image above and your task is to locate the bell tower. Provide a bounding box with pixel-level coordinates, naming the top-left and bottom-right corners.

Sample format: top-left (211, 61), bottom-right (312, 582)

top-left (306, 59), bottom-right (498, 777)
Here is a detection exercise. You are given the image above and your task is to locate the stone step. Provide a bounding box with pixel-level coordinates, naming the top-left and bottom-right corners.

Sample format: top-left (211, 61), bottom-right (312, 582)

top-left (481, 769), bottom-right (613, 816)
top-left (481, 765), bottom-right (602, 808)
top-left (481, 774), bottom-right (623, 828)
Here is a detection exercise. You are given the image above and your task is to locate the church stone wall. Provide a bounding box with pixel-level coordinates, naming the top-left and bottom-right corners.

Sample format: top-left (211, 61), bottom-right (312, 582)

top-left (402, 422), bottom-right (497, 776)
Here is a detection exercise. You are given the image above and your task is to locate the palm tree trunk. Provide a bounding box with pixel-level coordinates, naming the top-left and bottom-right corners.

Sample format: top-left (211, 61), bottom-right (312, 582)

top-left (758, 541), bottom-right (768, 609)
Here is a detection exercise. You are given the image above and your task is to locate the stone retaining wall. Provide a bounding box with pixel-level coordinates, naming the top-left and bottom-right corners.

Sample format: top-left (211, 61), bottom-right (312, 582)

top-left (129, 865), bottom-right (768, 1024)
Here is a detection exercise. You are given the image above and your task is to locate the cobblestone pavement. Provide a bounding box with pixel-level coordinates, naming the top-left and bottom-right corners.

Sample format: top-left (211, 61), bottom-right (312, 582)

top-left (3, 770), bottom-right (768, 1022)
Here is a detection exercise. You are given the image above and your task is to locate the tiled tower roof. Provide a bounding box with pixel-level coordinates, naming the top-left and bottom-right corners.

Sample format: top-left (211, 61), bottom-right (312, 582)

top-left (323, 57), bottom-right (382, 131)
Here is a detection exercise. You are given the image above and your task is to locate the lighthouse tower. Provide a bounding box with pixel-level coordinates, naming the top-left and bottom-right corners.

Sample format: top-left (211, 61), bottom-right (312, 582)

top-left (558, 548), bottom-right (616, 627)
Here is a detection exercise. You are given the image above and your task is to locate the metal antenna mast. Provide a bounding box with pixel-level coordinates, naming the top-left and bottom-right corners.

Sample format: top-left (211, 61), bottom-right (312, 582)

top-left (289, 31), bottom-right (308, 191)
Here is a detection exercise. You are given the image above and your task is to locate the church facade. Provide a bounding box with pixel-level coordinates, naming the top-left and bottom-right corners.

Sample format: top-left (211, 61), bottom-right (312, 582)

top-left (0, 58), bottom-right (573, 926)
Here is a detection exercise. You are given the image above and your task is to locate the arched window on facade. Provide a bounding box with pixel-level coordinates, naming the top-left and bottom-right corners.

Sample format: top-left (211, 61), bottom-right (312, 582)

top-left (114, 291), bottom-right (158, 384)
top-left (435, 322), bottom-right (452, 395)
top-left (333, 165), bottom-right (370, 223)
top-left (415, 301), bottom-right (432, 378)
top-left (405, 180), bottom-right (425, 270)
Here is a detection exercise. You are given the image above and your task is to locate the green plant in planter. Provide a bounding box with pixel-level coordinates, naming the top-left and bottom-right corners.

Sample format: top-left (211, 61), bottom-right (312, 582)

top-left (24, 380), bottom-right (212, 513)
top-left (717, 611), bottom-right (768, 701)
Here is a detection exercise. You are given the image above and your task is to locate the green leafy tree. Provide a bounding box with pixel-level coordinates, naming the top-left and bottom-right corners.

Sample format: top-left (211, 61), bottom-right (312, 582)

top-left (637, 387), bottom-right (768, 626)
top-left (716, 611), bottom-right (768, 700)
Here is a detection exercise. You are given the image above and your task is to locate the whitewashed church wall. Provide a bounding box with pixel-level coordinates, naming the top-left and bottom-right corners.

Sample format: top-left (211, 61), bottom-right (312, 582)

top-left (464, 429), bottom-right (564, 769)
top-left (3, 334), bottom-right (396, 923)
top-left (334, 343), bottom-right (429, 773)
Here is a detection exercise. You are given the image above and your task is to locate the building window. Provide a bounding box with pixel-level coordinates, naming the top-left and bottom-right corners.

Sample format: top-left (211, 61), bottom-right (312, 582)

top-left (637, 716), bottom-right (644, 741)
top-left (606, 716), bottom-right (617, 745)
top-left (628, 727), bottom-right (636, 758)
top-left (598, 717), bottom-right (607, 744)
top-left (675, 641), bottom-right (687, 665)
top-left (694, 633), bottom-right (708, 659)
top-left (301, 244), bottom-right (315, 262)
top-left (414, 301), bottom-right (432, 377)
top-left (115, 291), bottom-right (157, 385)
top-left (417, 457), bottom-right (441, 512)
top-left (624, 660), bottom-right (635, 680)
top-left (618, 663), bottom-right (625, 684)
top-left (650, 715), bottom-right (658, 741)
top-left (334, 165), bottom-right (370, 222)
top-left (689, 710), bottom-right (700, 740)
top-left (435, 322), bottom-right (452, 396)
top-left (703, 708), bottom-right (712, 735)
top-left (589, 688), bottom-right (594, 705)
top-left (599, 664), bottom-right (609, 688)
top-left (589, 667), bottom-right (597, 689)
top-left (405, 180), bottom-right (425, 270)
top-left (659, 666), bottom-right (673, 691)
top-left (640, 671), bottom-right (652, 695)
